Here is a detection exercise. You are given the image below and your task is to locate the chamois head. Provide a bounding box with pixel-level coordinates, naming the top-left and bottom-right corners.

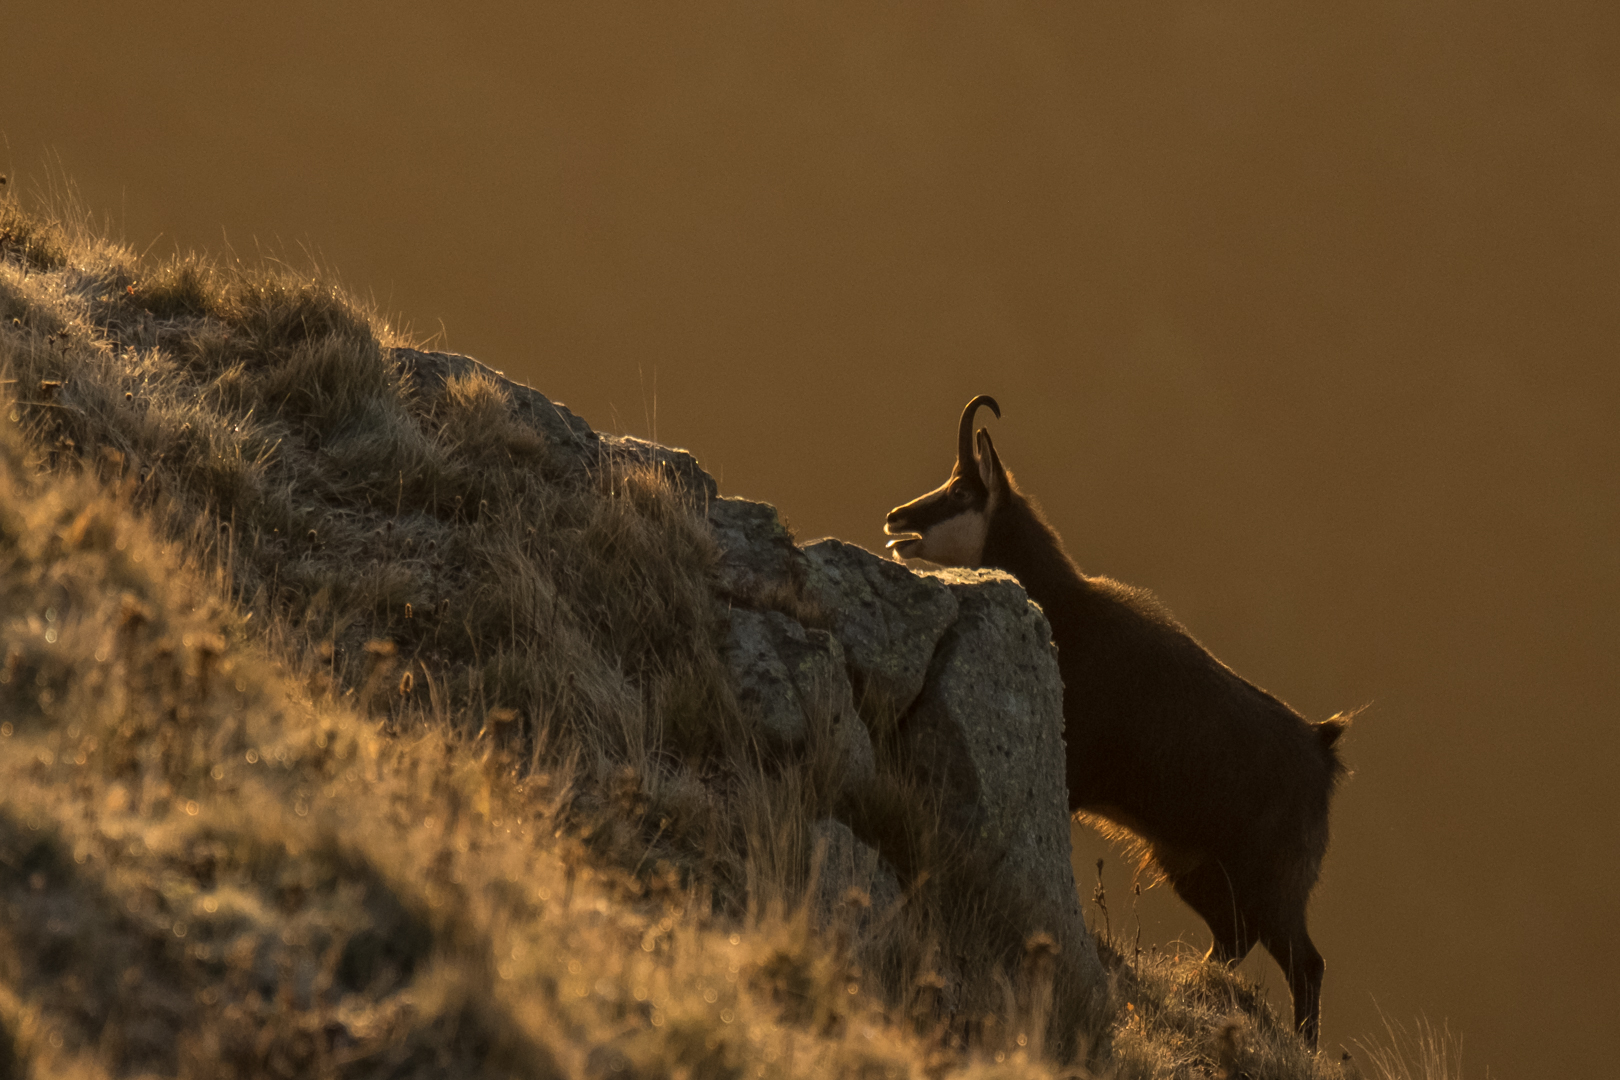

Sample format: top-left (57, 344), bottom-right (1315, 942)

top-left (884, 395), bottom-right (1010, 567)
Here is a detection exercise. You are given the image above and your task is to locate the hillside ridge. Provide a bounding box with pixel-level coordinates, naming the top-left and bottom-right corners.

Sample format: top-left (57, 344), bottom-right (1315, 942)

top-left (0, 194), bottom-right (1365, 1079)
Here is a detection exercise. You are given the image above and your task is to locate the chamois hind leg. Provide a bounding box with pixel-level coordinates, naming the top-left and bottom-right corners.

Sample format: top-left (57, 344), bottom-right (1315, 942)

top-left (1263, 919), bottom-right (1325, 1049)
top-left (1167, 861), bottom-right (1258, 965)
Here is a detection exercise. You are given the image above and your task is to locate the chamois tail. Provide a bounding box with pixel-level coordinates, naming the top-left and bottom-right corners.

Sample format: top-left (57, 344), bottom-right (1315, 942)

top-left (1316, 716), bottom-right (1348, 750)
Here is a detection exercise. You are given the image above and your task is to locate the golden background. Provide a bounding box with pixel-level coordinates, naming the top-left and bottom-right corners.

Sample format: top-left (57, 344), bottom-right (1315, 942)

top-left (6, 3), bottom-right (1615, 1073)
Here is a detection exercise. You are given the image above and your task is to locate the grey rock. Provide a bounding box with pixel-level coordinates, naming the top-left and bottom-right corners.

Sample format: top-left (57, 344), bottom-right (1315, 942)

top-left (826, 703), bottom-right (877, 805)
top-left (709, 498), bottom-right (804, 599)
top-left (901, 567), bottom-right (1106, 1017)
top-left (800, 539), bottom-right (959, 717)
top-left (725, 609), bottom-right (806, 748)
top-left (809, 818), bottom-right (901, 933)
top-left (724, 609), bottom-right (856, 753)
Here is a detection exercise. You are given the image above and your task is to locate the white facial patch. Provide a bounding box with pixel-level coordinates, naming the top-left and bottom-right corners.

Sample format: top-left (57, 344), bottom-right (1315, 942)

top-left (898, 509), bottom-right (988, 568)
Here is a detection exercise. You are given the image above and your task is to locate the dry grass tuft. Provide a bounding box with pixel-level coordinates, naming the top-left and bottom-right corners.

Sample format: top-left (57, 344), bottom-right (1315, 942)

top-left (1096, 932), bottom-right (1341, 1080)
top-left (1353, 1016), bottom-right (1481, 1080)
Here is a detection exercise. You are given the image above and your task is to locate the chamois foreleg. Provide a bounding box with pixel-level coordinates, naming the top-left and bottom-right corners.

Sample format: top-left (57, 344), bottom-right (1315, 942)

top-left (1264, 920), bottom-right (1325, 1048)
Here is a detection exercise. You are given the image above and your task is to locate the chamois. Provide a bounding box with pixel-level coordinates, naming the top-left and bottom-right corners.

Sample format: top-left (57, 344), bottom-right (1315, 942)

top-left (884, 395), bottom-right (1347, 1047)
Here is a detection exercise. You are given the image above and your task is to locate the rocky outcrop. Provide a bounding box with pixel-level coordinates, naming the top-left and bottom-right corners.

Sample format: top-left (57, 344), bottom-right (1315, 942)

top-left (901, 569), bottom-right (1080, 929)
top-left (709, 507), bottom-right (1107, 1025)
top-left (397, 359), bottom-right (1107, 1039)
top-left (900, 568), bottom-right (1104, 1004)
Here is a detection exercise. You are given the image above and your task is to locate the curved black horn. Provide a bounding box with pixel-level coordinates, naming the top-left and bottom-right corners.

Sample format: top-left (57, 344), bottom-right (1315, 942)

top-left (958, 395), bottom-right (1002, 472)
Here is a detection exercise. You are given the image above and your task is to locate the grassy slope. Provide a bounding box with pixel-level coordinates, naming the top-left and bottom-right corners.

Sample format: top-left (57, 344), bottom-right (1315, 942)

top-left (0, 195), bottom-right (1391, 1079)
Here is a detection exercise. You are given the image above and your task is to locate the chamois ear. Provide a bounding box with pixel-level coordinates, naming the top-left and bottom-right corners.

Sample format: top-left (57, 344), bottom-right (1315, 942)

top-left (976, 428), bottom-right (1008, 499)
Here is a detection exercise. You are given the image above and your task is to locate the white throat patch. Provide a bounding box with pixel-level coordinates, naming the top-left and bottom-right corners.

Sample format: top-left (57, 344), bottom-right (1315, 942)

top-left (900, 509), bottom-right (988, 568)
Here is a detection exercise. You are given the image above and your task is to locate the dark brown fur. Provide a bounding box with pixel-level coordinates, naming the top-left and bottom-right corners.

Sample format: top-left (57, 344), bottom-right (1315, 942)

top-left (886, 398), bottom-right (1347, 1046)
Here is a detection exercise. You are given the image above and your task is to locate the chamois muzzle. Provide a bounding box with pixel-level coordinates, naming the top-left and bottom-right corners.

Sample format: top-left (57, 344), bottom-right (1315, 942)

top-left (882, 497), bottom-right (929, 557)
top-left (882, 510), bottom-right (926, 557)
